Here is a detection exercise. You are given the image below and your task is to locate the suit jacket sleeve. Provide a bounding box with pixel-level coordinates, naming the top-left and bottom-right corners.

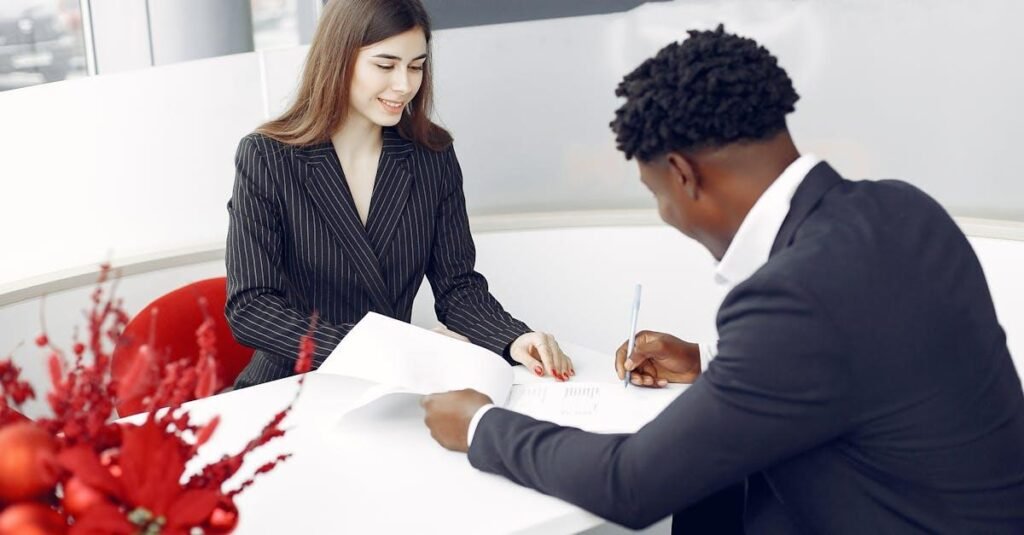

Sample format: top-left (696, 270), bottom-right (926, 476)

top-left (467, 274), bottom-right (851, 529)
top-left (425, 148), bottom-right (531, 359)
top-left (225, 135), bottom-right (354, 364)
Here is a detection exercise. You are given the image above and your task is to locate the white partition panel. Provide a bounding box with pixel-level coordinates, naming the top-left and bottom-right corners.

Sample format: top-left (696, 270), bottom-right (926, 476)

top-left (260, 45), bottom-right (309, 118)
top-left (0, 53), bottom-right (265, 288)
top-left (89, 0), bottom-right (152, 74)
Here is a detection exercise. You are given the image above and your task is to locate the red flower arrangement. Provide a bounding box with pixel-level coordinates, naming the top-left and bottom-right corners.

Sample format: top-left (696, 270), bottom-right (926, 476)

top-left (0, 265), bottom-right (315, 534)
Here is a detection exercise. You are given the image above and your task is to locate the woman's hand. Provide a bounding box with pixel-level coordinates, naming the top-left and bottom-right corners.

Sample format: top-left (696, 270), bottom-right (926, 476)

top-left (509, 332), bottom-right (574, 381)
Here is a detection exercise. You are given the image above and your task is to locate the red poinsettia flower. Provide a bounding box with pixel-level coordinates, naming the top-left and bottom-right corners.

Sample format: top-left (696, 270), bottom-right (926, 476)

top-left (58, 420), bottom-right (223, 534)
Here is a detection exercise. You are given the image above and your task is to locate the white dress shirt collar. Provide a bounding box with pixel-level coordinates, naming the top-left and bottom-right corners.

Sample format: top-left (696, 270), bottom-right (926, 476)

top-left (714, 154), bottom-right (821, 288)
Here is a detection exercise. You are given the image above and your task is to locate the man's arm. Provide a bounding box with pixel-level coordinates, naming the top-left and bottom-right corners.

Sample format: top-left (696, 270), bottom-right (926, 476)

top-left (466, 276), bottom-right (851, 529)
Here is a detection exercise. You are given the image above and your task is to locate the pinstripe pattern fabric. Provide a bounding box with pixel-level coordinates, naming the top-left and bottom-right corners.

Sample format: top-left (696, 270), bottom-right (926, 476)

top-left (226, 128), bottom-right (530, 388)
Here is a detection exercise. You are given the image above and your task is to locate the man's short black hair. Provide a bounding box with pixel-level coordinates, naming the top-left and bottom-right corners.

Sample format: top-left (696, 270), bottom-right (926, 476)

top-left (610, 24), bottom-right (799, 161)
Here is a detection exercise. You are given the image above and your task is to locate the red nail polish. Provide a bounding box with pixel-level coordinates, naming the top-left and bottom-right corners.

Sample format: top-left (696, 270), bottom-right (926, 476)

top-left (534, 366), bottom-right (543, 376)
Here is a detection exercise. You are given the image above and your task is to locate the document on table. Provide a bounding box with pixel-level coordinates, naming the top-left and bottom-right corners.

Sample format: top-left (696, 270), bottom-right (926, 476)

top-left (318, 313), bottom-right (682, 433)
top-left (317, 312), bottom-right (513, 407)
top-left (506, 382), bottom-right (680, 433)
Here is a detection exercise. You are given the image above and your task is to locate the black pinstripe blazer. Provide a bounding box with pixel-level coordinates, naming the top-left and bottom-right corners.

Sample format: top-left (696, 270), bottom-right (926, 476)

top-left (226, 128), bottom-right (530, 387)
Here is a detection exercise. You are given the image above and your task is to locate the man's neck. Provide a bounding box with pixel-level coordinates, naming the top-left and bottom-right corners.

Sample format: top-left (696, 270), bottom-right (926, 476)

top-left (698, 132), bottom-right (801, 258)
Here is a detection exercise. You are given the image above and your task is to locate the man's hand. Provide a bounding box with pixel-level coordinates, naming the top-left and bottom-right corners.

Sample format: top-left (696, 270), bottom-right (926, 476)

top-left (615, 330), bottom-right (700, 387)
top-left (510, 332), bottom-right (574, 381)
top-left (421, 389), bottom-right (493, 453)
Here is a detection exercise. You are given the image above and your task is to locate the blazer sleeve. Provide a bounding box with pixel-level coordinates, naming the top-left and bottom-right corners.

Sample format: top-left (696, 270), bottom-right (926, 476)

top-left (425, 147), bottom-right (531, 360)
top-left (225, 135), bottom-right (355, 364)
top-left (467, 275), bottom-right (851, 529)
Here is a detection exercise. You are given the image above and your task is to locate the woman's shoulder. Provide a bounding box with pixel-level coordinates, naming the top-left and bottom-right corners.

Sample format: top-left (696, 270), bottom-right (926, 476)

top-left (389, 126), bottom-right (455, 158)
top-left (238, 131), bottom-right (296, 158)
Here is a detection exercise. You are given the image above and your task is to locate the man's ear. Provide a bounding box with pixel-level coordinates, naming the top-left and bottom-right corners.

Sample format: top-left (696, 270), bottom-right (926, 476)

top-left (665, 152), bottom-right (699, 200)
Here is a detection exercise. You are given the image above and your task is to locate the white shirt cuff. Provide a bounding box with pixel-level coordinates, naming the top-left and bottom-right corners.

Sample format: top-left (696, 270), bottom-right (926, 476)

top-left (698, 341), bottom-right (718, 372)
top-left (467, 403), bottom-right (496, 447)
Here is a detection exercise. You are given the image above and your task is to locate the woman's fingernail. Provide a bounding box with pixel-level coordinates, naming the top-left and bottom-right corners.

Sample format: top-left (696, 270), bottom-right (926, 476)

top-left (534, 366), bottom-right (544, 376)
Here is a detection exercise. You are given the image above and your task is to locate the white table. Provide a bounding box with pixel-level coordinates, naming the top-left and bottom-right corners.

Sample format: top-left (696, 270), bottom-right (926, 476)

top-left (181, 343), bottom-right (684, 534)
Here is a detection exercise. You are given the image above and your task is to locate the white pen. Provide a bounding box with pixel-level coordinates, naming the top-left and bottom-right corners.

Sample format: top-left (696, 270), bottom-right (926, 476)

top-left (624, 284), bottom-right (642, 388)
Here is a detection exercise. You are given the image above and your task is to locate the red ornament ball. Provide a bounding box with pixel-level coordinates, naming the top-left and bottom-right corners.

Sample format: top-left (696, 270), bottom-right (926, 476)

top-left (0, 502), bottom-right (67, 535)
top-left (0, 424), bottom-right (59, 502)
top-left (60, 478), bottom-right (106, 518)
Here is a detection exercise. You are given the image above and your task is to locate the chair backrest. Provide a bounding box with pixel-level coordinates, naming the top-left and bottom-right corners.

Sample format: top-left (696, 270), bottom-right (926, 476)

top-left (111, 277), bottom-right (253, 416)
top-left (0, 408), bottom-right (30, 426)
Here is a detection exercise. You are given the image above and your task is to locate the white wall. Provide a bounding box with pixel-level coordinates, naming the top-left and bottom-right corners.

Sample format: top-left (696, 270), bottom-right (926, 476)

top-left (0, 53), bottom-right (264, 288)
top-left (427, 0), bottom-right (1024, 219)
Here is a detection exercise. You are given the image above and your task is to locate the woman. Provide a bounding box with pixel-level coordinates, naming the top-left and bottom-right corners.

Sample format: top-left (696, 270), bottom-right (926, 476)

top-left (226, 0), bottom-right (573, 388)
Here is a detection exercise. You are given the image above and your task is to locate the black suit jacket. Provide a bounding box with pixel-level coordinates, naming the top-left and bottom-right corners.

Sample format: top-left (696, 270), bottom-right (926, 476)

top-left (468, 162), bottom-right (1024, 533)
top-left (226, 129), bottom-right (530, 387)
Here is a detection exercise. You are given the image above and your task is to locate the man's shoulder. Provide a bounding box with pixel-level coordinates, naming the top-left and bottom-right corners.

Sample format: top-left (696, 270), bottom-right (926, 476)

top-left (726, 176), bottom-right (969, 318)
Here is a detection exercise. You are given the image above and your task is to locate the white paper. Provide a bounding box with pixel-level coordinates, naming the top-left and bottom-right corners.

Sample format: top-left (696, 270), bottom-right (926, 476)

top-left (318, 314), bottom-right (685, 434)
top-left (317, 312), bottom-right (513, 406)
top-left (507, 382), bottom-right (684, 433)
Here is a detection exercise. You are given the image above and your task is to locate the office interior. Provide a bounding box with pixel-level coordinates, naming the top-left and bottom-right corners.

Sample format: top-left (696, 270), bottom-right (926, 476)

top-left (1, 1), bottom-right (1022, 533)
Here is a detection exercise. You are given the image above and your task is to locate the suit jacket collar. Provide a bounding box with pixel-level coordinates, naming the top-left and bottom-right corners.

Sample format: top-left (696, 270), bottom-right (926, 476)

top-left (294, 128), bottom-right (415, 316)
top-left (366, 128), bottom-right (415, 258)
top-left (770, 161), bottom-right (843, 256)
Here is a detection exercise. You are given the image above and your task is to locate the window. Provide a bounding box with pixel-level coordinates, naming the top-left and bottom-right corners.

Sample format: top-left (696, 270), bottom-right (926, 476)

top-left (0, 0), bottom-right (86, 91)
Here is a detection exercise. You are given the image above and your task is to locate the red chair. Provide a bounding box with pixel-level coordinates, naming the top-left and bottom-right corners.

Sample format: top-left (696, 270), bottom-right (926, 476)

top-left (111, 277), bottom-right (253, 416)
top-left (0, 409), bottom-right (30, 426)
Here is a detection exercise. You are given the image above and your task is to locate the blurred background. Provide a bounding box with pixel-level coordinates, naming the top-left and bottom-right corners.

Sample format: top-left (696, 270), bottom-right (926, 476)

top-left (2, 0), bottom-right (1022, 425)
top-left (0, 0), bottom-right (658, 90)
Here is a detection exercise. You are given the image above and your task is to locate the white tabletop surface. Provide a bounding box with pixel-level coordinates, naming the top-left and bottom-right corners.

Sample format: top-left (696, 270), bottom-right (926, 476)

top-left (180, 342), bottom-right (685, 534)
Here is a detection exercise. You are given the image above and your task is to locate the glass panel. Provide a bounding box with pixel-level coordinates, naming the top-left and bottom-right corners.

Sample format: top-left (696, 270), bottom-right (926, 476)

top-left (251, 0), bottom-right (299, 50)
top-left (0, 0), bottom-right (87, 91)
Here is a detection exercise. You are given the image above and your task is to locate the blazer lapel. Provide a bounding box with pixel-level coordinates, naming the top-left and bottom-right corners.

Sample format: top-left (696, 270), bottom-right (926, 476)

top-left (770, 161), bottom-right (843, 256)
top-left (365, 128), bottom-right (415, 259)
top-left (295, 142), bottom-right (395, 316)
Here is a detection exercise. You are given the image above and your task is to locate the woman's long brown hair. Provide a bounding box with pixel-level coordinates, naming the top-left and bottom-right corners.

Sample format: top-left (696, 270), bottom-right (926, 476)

top-left (256, 0), bottom-right (452, 150)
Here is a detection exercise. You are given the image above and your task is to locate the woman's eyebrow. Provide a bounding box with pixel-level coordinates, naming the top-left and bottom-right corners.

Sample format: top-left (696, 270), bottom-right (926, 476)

top-left (371, 53), bottom-right (428, 60)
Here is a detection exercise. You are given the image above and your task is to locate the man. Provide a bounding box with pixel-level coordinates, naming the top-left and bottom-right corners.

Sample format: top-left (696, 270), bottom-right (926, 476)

top-left (421, 26), bottom-right (1024, 533)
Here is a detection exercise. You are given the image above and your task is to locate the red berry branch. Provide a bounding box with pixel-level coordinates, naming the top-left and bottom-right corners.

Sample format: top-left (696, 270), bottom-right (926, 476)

top-left (0, 266), bottom-right (317, 534)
